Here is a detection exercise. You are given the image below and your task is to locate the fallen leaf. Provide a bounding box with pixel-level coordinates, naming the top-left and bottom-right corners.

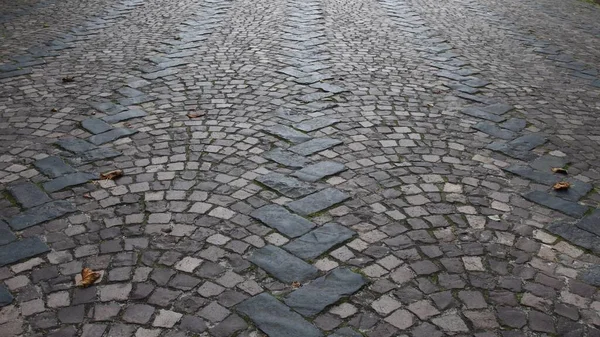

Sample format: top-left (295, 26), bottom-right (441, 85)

top-left (187, 112), bottom-right (205, 118)
top-left (61, 76), bottom-right (75, 83)
top-left (83, 193), bottom-right (92, 199)
top-left (51, 108), bottom-right (58, 112)
top-left (553, 181), bottom-right (570, 190)
top-left (80, 268), bottom-right (101, 288)
top-left (488, 215), bottom-right (501, 221)
top-left (291, 281), bottom-right (301, 289)
top-left (174, 36), bottom-right (182, 40)
top-left (551, 167), bottom-right (568, 174)
top-left (100, 169), bottom-right (123, 180)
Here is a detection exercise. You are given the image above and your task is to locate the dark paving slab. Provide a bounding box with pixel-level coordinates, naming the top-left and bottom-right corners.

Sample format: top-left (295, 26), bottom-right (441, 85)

top-left (287, 188), bottom-right (350, 216)
top-left (255, 172), bottom-right (318, 198)
top-left (102, 109), bottom-right (147, 124)
top-left (0, 237), bottom-right (50, 267)
top-left (250, 204), bottom-right (316, 238)
top-left (523, 190), bottom-right (588, 218)
top-left (292, 161), bottom-right (346, 182)
top-left (43, 172), bottom-right (96, 193)
top-left (263, 124), bottom-right (312, 144)
top-left (88, 128), bottom-right (136, 145)
top-left (34, 156), bottom-right (76, 178)
top-left (248, 245), bottom-right (319, 283)
top-left (0, 285), bottom-right (13, 307)
top-left (8, 200), bottom-right (77, 230)
top-left (283, 223), bottom-right (355, 260)
top-left (56, 138), bottom-right (97, 153)
top-left (263, 148), bottom-right (309, 168)
top-left (7, 182), bottom-right (51, 208)
top-left (81, 118), bottom-right (112, 135)
top-left (289, 138), bottom-right (343, 156)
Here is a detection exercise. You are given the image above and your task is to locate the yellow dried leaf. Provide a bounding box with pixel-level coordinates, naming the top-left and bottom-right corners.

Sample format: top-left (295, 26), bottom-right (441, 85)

top-left (291, 281), bottom-right (301, 289)
top-left (80, 268), bottom-right (101, 288)
top-left (551, 167), bottom-right (568, 174)
top-left (553, 181), bottom-right (570, 190)
top-left (100, 169), bottom-right (123, 180)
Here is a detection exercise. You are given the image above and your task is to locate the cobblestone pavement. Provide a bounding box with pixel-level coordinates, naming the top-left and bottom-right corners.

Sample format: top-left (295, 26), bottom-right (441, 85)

top-left (1, 0), bottom-right (600, 335)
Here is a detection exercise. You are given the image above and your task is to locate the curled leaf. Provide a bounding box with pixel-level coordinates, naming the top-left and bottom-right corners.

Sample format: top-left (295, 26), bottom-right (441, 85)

top-left (80, 268), bottom-right (101, 288)
top-left (187, 112), bottom-right (205, 119)
top-left (100, 169), bottom-right (123, 180)
top-left (83, 193), bottom-right (92, 199)
top-left (51, 108), bottom-right (58, 112)
top-left (61, 76), bottom-right (75, 83)
top-left (551, 167), bottom-right (568, 174)
top-left (553, 181), bottom-right (570, 190)
top-left (291, 281), bottom-right (301, 289)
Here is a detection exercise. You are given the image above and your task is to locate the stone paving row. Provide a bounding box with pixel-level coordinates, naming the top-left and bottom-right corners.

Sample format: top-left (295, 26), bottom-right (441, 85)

top-left (0, 0), bottom-right (600, 336)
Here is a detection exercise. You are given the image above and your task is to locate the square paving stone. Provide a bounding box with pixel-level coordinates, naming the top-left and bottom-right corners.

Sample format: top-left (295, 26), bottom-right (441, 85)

top-left (236, 293), bottom-right (323, 337)
top-left (255, 172), bottom-right (318, 198)
top-left (283, 223), bottom-right (355, 260)
top-left (262, 148), bottom-right (309, 168)
top-left (284, 268), bottom-right (366, 316)
top-left (250, 204), bottom-right (315, 238)
top-left (8, 200), bottom-right (77, 230)
top-left (102, 109), bottom-right (147, 124)
top-left (33, 156), bottom-right (76, 178)
top-left (292, 161), bottom-right (346, 182)
top-left (289, 138), bottom-right (343, 156)
top-left (286, 188), bottom-right (350, 216)
top-left (248, 245), bottom-right (319, 283)
top-left (263, 124), bottom-right (312, 144)
top-left (0, 237), bottom-right (50, 267)
top-left (293, 117), bottom-right (340, 132)
top-left (43, 172), bottom-right (96, 193)
top-left (575, 210), bottom-right (600, 237)
top-left (523, 190), bottom-right (588, 218)
top-left (56, 138), bottom-right (97, 153)
top-left (88, 128), bottom-right (137, 146)
top-left (81, 118), bottom-right (112, 135)
top-left (7, 183), bottom-right (51, 208)
top-left (0, 285), bottom-right (13, 307)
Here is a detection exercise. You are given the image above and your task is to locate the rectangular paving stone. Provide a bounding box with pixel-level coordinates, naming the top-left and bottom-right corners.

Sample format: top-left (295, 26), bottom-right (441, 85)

top-left (236, 293), bottom-right (323, 337)
top-left (488, 133), bottom-right (547, 160)
top-left (480, 103), bottom-right (514, 115)
top-left (293, 117), bottom-right (339, 132)
top-left (0, 68), bottom-right (32, 79)
top-left (310, 82), bottom-right (347, 94)
top-left (575, 210), bottom-right (600, 237)
top-left (82, 118), bottom-right (112, 135)
top-left (102, 109), bottom-right (147, 124)
top-left (500, 118), bottom-right (526, 132)
top-left (530, 155), bottom-right (569, 172)
top-left (7, 183), bottom-right (51, 208)
top-left (445, 82), bottom-right (480, 94)
top-left (263, 124), bottom-right (312, 144)
top-left (503, 165), bottom-right (558, 185)
top-left (546, 222), bottom-right (600, 255)
top-left (0, 220), bottom-right (16, 246)
top-left (435, 70), bottom-right (469, 81)
top-left (461, 107), bottom-right (506, 123)
top-left (550, 179), bottom-right (593, 202)
top-left (289, 138), bottom-right (343, 156)
top-left (118, 95), bottom-right (156, 106)
top-left (43, 172), bottom-right (97, 193)
top-left (262, 148), bottom-right (309, 168)
top-left (117, 87), bottom-right (145, 97)
top-left (295, 74), bottom-right (333, 85)
top-left (250, 204), bottom-right (316, 238)
top-left (457, 93), bottom-right (498, 105)
top-left (255, 172), bottom-right (318, 198)
top-left (88, 128), bottom-right (136, 145)
top-left (277, 67), bottom-right (306, 78)
top-left (284, 268), bottom-right (366, 316)
top-left (89, 101), bottom-right (127, 115)
top-left (0, 285), bottom-right (13, 307)
top-left (283, 223), bottom-right (355, 260)
top-left (462, 78), bottom-right (490, 88)
top-left (523, 190), bottom-right (588, 218)
top-left (9, 200), bottom-right (77, 230)
top-left (248, 245), bottom-right (319, 283)
top-left (72, 147), bottom-right (121, 164)
top-left (141, 68), bottom-right (179, 80)
top-left (472, 122), bottom-right (516, 140)
top-left (286, 188), bottom-right (350, 216)
top-left (0, 237), bottom-right (50, 267)
top-left (291, 161), bottom-right (346, 182)
top-left (297, 92), bottom-right (334, 103)
top-left (56, 138), bottom-right (97, 153)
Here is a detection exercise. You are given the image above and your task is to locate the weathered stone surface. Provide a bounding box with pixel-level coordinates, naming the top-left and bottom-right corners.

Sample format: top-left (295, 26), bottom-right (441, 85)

top-left (88, 128), bottom-right (136, 145)
top-left (255, 172), bottom-right (318, 198)
top-left (263, 148), bottom-right (309, 168)
top-left (283, 223), bottom-right (355, 260)
top-left (550, 179), bottom-right (593, 202)
top-left (43, 172), bottom-right (96, 193)
top-left (89, 101), bottom-right (127, 115)
top-left (236, 293), bottom-right (323, 337)
top-left (546, 222), bottom-right (600, 254)
top-left (472, 121), bottom-right (516, 140)
top-left (330, 327), bottom-right (363, 337)
top-left (293, 117), bottom-right (339, 132)
top-left (7, 183), bottom-right (51, 208)
top-left (81, 118), bottom-right (112, 135)
top-left (523, 191), bottom-right (588, 218)
top-left (310, 82), bottom-right (347, 94)
top-left (248, 245), bottom-right (319, 283)
top-left (575, 210), bottom-right (600, 236)
top-left (34, 156), bottom-right (76, 178)
top-left (488, 133), bottom-right (547, 160)
top-left (292, 161), bottom-right (346, 182)
top-left (289, 138), bottom-right (343, 156)
top-left (445, 82), bottom-right (480, 94)
top-left (0, 285), bottom-right (13, 307)
top-left (0, 221), bottom-right (16, 246)
top-left (461, 107), bottom-right (506, 122)
top-left (9, 200), bottom-right (77, 230)
top-left (500, 118), bottom-right (526, 132)
top-left (102, 109), bottom-right (147, 124)
top-left (462, 78), bottom-right (490, 88)
top-left (56, 138), bottom-right (97, 153)
top-left (0, 237), bottom-right (50, 267)
top-left (503, 165), bottom-right (558, 185)
top-left (530, 155), bottom-right (569, 172)
top-left (284, 268), bottom-right (366, 316)
top-left (250, 204), bottom-right (315, 238)
top-left (141, 68), bottom-right (179, 80)
top-left (263, 124), bottom-right (312, 143)
top-left (287, 188), bottom-right (350, 216)
top-left (580, 265), bottom-right (600, 286)
top-left (72, 147), bottom-right (121, 164)
top-left (480, 103), bottom-right (513, 115)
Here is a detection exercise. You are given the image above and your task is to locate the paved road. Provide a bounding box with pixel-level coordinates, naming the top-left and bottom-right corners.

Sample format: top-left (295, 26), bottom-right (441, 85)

top-left (1, 0), bottom-right (600, 336)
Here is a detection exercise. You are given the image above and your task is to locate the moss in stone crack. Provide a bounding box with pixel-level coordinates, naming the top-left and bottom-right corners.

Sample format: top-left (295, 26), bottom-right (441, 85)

top-left (2, 190), bottom-right (18, 207)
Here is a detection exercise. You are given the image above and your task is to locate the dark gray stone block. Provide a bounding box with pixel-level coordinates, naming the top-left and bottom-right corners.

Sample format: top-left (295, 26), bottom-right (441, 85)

top-left (248, 245), bottom-right (319, 283)
top-left (263, 124), bottom-right (312, 144)
top-left (297, 92), bottom-right (334, 103)
top-left (118, 95), bottom-right (156, 106)
top-left (277, 67), bottom-right (306, 78)
top-left (0, 220), bottom-right (16, 246)
top-left (236, 293), bottom-right (323, 337)
top-left (530, 155), bottom-right (569, 172)
top-left (8, 200), bottom-right (77, 230)
top-left (435, 70), bottom-right (468, 81)
top-left (287, 188), bottom-right (350, 216)
top-left (89, 101), bottom-right (126, 115)
top-left (310, 83), bottom-right (347, 94)
top-left (0, 285), bottom-right (13, 307)
top-left (256, 172), bottom-right (318, 198)
top-left (7, 183), bottom-right (51, 208)
top-left (117, 87), bottom-right (145, 97)
top-left (34, 156), bottom-right (76, 178)
top-left (289, 138), bottom-right (343, 156)
top-left (284, 268), bottom-right (366, 316)
top-left (102, 109), bottom-right (147, 124)
top-left (251, 204), bottom-right (315, 238)
top-left (141, 68), bottom-right (179, 80)
top-left (56, 138), bottom-right (97, 153)
top-left (81, 118), bottom-right (112, 135)
top-left (488, 134), bottom-right (547, 160)
top-left (550, 179), bottom-right (593, 202)
top-left (461, 107), bottom-right (506, 122)
top-left (523, 191), bottom-right (588, 218)
top-left (330, 327), bottom-right (363, 337)
top-left (43, 172), bottom-right (96, 193)
top-left (503, 165), bottom-right (558, 185)
top-left (295, 74), bottom-right (333, 85)
top-left (262, 148), bottom-right (309, 168)
top-left (546, 222), bottom-right (600, 254)
top-left (293, 117), bottom-right (339, 132)
top-left (0, 237), bottom-right (50, 267)
top-left (73, 147), bottom-right (121, 164)
top-left (283, 223), bottom-right (355, 260)
top-left (481, 103), bottom-right (513, 115)
top-left (457, 93), bottom-right (497, 104)
top-left (0, 68), bottom-right (32, 79)
top-left (88, 128), bottom-right (136, 145)
top-left (462, 78), bottom-right (490, 88)
top-left (500, 118), bottom-right (526, 132)
top-left (580, 265), bottom-right (600, 286)
top-left (575, 210), bottom-right (600, 236)
top-left (472, 122), bottom-right (516, 140)
top-left (445, 82), bottom-right (480, 94)
top-left (292, 161), bottom-right (346, 182)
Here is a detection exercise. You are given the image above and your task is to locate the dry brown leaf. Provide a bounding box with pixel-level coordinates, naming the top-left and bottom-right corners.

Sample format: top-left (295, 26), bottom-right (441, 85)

top-left (100, 169), bottom-right (123, 180)
top-left (62, 76), bottom-right (75, 83)
top-left (553, 181), bottom-right (570, 190)
top-left (187, 112), bottom-right (205, 119)
top-left (291, 281), bottom-right (301, 289)
top-left (551, 167), bottom-right (568, 174)
top-left (80, 268), bottom-right (101, 288)
top-left (83, 193), bottom-right (92, 199)
top-left (51, 108), bottom-right (58, 112)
